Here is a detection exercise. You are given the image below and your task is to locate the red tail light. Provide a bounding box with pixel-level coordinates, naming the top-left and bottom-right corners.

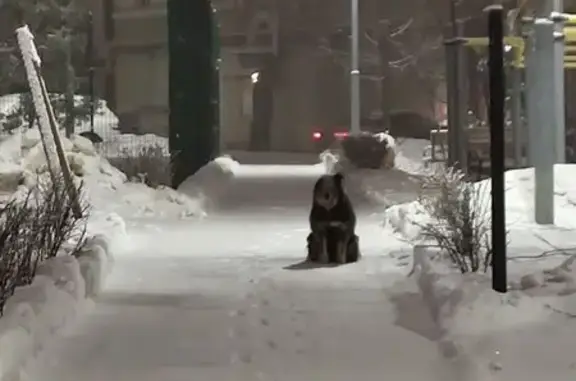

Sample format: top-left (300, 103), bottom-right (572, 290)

top-left (333, 131), bottom-right (349, 140)
top-left (312, 131), bottom-right (323, 141)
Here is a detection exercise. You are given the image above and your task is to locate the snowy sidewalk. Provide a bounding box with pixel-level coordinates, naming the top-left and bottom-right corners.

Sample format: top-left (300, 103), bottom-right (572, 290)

top-left (24, 217), bottom-right (445, 381)
top-left (23, 160), bottom-right (444, 381)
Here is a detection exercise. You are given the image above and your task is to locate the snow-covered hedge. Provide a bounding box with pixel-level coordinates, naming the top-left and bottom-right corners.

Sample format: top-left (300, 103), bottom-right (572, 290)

top-left (0, 128), bottom-right (204, 219)
top-left (0, 213), bottom-right (126, 381)
top-left (0, 125), bottom-right (134, 379)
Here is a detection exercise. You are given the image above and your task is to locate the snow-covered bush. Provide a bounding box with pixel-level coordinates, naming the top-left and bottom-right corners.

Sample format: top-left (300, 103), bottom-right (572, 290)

top-left (107, 144), bottom-right (171, 188)
top-left (416, 166), bottom-right (495, 273)
top-left (0, 175), bottom-right (88, 313)
top-left (340, 131), bottom-right (392, 169)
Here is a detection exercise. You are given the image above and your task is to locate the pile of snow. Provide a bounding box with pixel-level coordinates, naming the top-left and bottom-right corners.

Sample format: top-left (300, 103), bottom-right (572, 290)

top-left (177, 155), bottom-right (240, 211)
top-left (401, 245), bottom-right (557, 380)
top-left (387, 165), bottom-right (576, 380)
top-left (0, 211), bottom-right (127, 381)
top-left (0, 28), bottom-right (131, 380)
top-left (0, 128), bottom-right (204, 219)
top-left (319, 137), bottom-right (431, 206)
top-left (0, 188), bottom-right (127, 381)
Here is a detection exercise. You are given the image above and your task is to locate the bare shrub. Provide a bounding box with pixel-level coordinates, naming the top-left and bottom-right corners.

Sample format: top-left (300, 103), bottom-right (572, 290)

top-left (0, 196), bottom-right (33, 310)
top-left (416, 166), bottom-right (496, 273)
top-left (0, 175), bottom-right (89, 313)
top-left (107, 144), bottom-right (171, 188)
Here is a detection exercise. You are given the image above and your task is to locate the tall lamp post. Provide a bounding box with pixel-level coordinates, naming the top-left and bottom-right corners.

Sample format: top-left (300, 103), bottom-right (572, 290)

top-left (350, 0), bottom-right (361, 134)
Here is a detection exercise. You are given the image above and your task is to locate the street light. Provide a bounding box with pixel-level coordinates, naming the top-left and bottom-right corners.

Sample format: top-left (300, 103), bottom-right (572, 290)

top-left (350, 0), bottom-right (360, 134)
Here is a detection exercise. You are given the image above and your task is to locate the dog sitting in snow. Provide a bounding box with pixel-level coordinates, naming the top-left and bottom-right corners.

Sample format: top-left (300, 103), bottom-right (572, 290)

top-left (307, 173), bottom-right (360, 264)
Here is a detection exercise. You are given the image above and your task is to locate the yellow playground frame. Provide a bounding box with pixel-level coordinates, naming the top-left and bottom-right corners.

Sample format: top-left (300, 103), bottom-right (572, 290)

top-left (462, 13), bottom-right (576, 69)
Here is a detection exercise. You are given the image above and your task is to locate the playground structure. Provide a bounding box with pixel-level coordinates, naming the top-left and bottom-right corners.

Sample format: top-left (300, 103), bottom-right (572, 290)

top-left (430, 9), bottom-right (576, 180)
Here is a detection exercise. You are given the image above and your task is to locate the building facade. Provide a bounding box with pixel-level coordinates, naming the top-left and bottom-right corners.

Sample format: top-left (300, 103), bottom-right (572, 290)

top-left (91, 0), bottom-right (437, 152)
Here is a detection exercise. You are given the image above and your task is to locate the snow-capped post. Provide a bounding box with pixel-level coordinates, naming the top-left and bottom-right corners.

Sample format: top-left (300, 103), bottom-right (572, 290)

top-left (486, 5), bottom-right (507, 293)
top-left (16, 25), bottom-right (83, 218)
top-left (16, 25), bottom-right (58, 182)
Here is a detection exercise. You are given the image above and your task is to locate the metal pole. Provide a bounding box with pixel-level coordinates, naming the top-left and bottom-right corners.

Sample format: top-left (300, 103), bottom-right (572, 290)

top-left (550, 11), bottom-right (566, 163)
top-left (525, 28), bottom-right (538, 166)
top-left (350, 0), bottom-right (361, 134)
top-left (533, 18), bottom-right (556, 224)
top-left (88, 11), bottom-right (95, 134)
top-left (445, 40), bottom-right (458, 167)
top-left (218, 58), bottom-right (225, 153)
top-left (486, 5), bottom-right (507, 293)
top-left (444, 34), bottom-right (467, 170)
top-left (455, 35), bottom-right (468, 172)
top-left (510, 66), bottom-right (522, 166)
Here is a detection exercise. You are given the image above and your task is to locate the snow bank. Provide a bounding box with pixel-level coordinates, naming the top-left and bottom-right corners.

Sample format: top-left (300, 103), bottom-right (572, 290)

top-left (319, 137), bottom-right (428, 206)
top-left (384, 164), bottom-right (576, 241)
top-left (177, 155), bottom-right (239, 211)
top-left (0, 128), bottom-right (203, 219)
top-left (405, 245), bottom-right (556, 380)
top-left (0, 127), bottom-right (129, 379)
top-left (0, 211), bottom-right (126, 381)
top-left (387, 164), bottom-right (576, 379)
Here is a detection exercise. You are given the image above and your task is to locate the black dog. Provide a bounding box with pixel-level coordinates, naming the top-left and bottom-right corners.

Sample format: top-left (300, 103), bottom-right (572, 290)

top-left (307, 173), bottom-right (360, 264)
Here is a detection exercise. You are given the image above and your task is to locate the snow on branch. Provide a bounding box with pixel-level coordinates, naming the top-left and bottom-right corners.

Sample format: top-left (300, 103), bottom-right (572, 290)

top-left (16, 25), bottom-right (57, 167)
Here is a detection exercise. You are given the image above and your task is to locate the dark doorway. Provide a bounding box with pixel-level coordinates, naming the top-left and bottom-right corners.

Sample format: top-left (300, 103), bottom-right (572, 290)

top-left (249, 66), bottom-right (274, 151)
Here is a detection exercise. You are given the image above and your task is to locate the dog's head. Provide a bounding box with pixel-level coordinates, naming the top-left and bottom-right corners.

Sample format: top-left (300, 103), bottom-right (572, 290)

top-left (313, 173), bottom-right (345, 210)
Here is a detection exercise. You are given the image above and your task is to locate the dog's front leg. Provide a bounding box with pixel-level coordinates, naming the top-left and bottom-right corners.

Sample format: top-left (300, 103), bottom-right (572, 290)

top-left (335, 239), bottom-right (347, 264)
top-left (318, 235), bottom-right (329, 264)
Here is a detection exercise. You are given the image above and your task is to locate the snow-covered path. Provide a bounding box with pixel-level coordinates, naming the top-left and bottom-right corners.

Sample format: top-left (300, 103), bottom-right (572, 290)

top-left (25, 163), bottom-right (445, 381)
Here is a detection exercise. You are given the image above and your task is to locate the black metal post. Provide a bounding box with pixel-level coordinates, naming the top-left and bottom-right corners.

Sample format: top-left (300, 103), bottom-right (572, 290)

top-left (87, 11), bottom-right (95, 133)
top-left (486, 5), bottom-right (507, 293)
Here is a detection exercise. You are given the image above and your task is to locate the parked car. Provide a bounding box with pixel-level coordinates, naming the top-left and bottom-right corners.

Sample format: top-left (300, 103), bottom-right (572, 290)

top-left (310, 125), bottom-right (350, 153)
top-left (309, 116), bottom-right (387, 153)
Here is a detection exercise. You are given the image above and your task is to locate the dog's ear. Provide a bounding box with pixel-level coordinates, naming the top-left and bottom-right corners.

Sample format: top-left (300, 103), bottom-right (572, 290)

top-left (333, 172), bottom-right (344, 186)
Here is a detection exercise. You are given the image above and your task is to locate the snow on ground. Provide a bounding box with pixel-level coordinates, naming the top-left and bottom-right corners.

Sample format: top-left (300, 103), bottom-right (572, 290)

top-left (9, 137), bottom-right (576, 380)
top-left (0, 128), bottom-right (203, 219)
top-left (177, 155), bottom-right (239, 212)
top-left (21, 157), bottom-right (452, 381)
top-left (0, 116), bottom-right (225, 379)
top-left (320, 138), bottom-right (431, 206)
top-left (0, 122), bottom-right (135, 379)
top-left (385, 164), bottom-right (576, 380)
top-left (0, 199), bottom-right (129, 381)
